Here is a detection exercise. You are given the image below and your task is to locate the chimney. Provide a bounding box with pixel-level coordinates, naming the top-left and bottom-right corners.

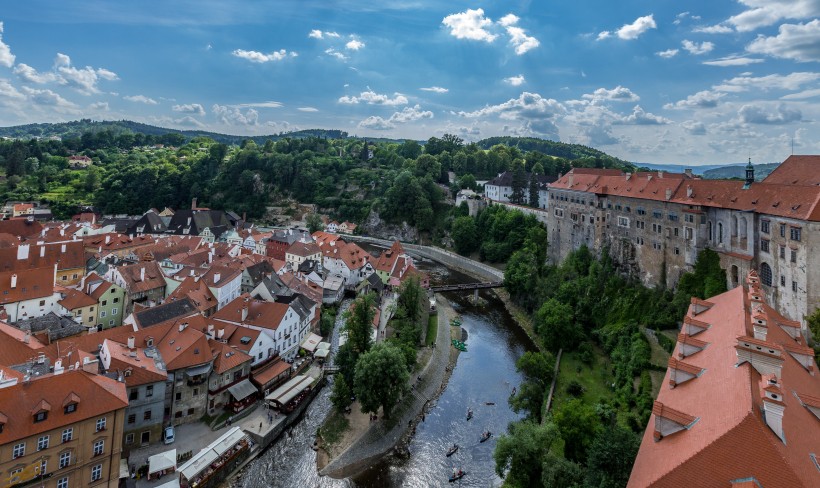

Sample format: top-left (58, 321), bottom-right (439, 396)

top-left (60, 243), bottom-right (66, 253)
top-left (179, 322), bottom-right (188, 332)
top-left (105, 235), bottom-right (111, 245)
top-left (665, 188), bottom-right (673, 200)
top-left (140, 267), bottom-right (145, 282)
top-left (217, 328), bottom-right (225, 339)
top-left (59, 227), bottom-right (65, 237)
top-left (625, 173), bottom-right (632, 181)
top-left (762, 376), bottom-right (786, 442)
top-left (23, 331), bottom-right (30, 344)
top-left (753, 314), bottom-right (768, 341)
top-left (40, 246), bottom-right (46, 258)
top-left (207, 323), bottom-right (214, 336)
top-left (241, 305), bottom-right (249, 322)
top-left (686, 185), bottom-right (693, 198)
top-left (214, 273), bottom-right (221, 283)
top-left (16, 244), bottom-right (29, 260)
top-left (127, 336), bottom-right (135, 349)
top-left (10, 274), bottom-right (17, 289)
top-left (568, 172), bottom-right (575, 186)
top-left (658, 170), bottom-right (664, 178)
top-left (684, 168), bottom-right (693, 178)
top-left (192, 197), bottom-right (198, 210)
top-left (54, 359), bottom-right (64, 375)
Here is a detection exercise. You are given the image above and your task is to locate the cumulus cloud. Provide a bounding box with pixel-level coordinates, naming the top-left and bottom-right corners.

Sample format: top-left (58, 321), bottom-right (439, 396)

top-left (747, 20), bottom-right (820, 62)
top-left (389, 104), bottom-right (433, 123)
top-left (738, 103), bottom-right (801, 124)
top-left (614, 14), bottom-right (657, 40)
top-left (614, 105), bottom-right (671, 125)
top-left (309, 30), bottom-right (340, 39)
top-left (459, 92), bottom-right (565, 139)
top-left (232, 49), bottom-right (296, 63)
top-left (124, 94), bottom-right (158, 104)
top-left (726, 0), bottom-right (820, 32)
top-left (656, 49), bottom-right (679, 58)
top-left (420, 86), bottom-right (448, 93)
top-left (13, 63), bottom-right (59, 84)
top-left (212, 104), bottom-right (259, 125)
top-left (702, 56), bottom-right (764, 66)
top-left (0, 22), bottom-right (15, 68)
top-left (358, 116), bottom-right (394, 131)
top-left (345, 39), bottom-right (365, 50)
top-left (442, 8), bottom-right (498, 42)
top-left (50, 53), bottom-right (118, 95)
top-left (338, 89), bottom-right (408, 106)
top-left (504, 75), bottom-right (525, 86)
top-left (325, 48), bottom-right (348, 61)
top-left (781, 88), bottom-right (820, 100)
top-left (298, 107), bottom-right (319, 112)
top-left (172, 103), bottom-right (205, 115)
top-left (89, 101), bottom-right (109, 111)
top-left (0, 79), bottom-right (25, 101)
top-left (664, 90), bottom-right (724, 109)
top-left (578, 125), bottom-right (619, 146)
top-left (693, 24), bottom-right (734, 34)
top-left (582, 85), bottom-right (640, 103)
top-left (682, 40), bottom-right (715, 55)
top-left (714, 72), bottom-right (820, 92)
top-left (497, 14), bottom-right (540, 54)
top-left (681, 120), bottom-right (707, 135)
top-left (21, 86), bottom-right (78, 109)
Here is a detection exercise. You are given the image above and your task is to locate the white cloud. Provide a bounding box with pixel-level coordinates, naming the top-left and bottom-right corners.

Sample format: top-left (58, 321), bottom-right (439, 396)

top-left (781, 88), bottom-right (820, 100)
top-left (693, 24), bottom-right (734, 34)
top-left (13, 63), bottom-right (59, 84)
top-left (89, 101), bottom-right (109, 111)
top-left (124, 95), bottom-right (158, 104)
top-left (232, 49), bottom-right (295, 63)
top-left (682, 40), bottom-right (714, 55)
top-left (174, 116), bottom-right (205, 128)
top-left (298, 107), bottom-right (319, 112)
top-left (582, 85), bottom-right (640, 102)
top-left (325, 48), bottom-right (348, 61)
top-left (172, 103), bottom-right (206, 115)
top-left (726, 0), bottom-right (820, 32)
top-left (345, 39), bottom-right (365, 50)
top-left (497, 14), bottom-right (539, 55)
top-left (309, 30), bottom-right (340, 39)
top-left (338, 89), bottom-right (408, 106)
top-left (681, 120), bottom-right (707, 135)
top-left (596, 31), bottom-right (611, 41)
top-left (389, 104), bottom-right (433, 123)
top-left (673, 11), bottom-right (701, 25)
top-left (459, 92), bottom-right (565, 139)
top-left (498, 14), bottom-right (519, 27)
top-left (235, 101), bottom-right (282, 108)
top-left (212, 104), bottom-right (259, 125)
top-left (358, 116), bottom-right (394, 130)
top-left (702, 56), bottom-right (764, 66)
top-left (0, 79), bottom-right (25, 101)
top-left (504, 75), bottom-right (526, 86)
top-left (21, 86), bottom-right (78, 109)
top-left (420, 86), bottom-right (448, 93)
top-left (614, 105), bottom-right (671, 125)
top-left (738, 103), bottom-right (801, 124)
top-left (47, 53), bottom-right (118, 95)
top-left (616, 14), bottom-right (657, 40)
top-left (714, 72), bottom-right (820, 92)
top-left (664, 90), bottom-right (724, 109)
top-left (0, 22), bottom-right (15, 68)
top-left (442, 8), bottom-right (498, 42)
top-left (747, 20), bottom-right (820, 62)
top-left (656, 49), bottom-right (679, 58)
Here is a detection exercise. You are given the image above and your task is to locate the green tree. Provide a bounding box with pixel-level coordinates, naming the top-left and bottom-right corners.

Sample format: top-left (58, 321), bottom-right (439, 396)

top-left (510, 163), bottom-right (527, 204)
top-left (553, 399), bottom-right (601, 463)
top-left (536, 298), bottom-right (581, 352)
top-left (528, 174), bottom-right (540, 208)
top-left (344, 293), bottom-right (376, 356)
top-left (353, 342), bottom-right (410, 418)
top-left (494, 420), bottom-right (560, 487)
top-left (585, 425), bottom-right (641, 488)
top-left (458, 173), bottom-right (477, 190)
top-left (451, 216), bottom-right (479, 255)
top-left (306, 213), bottom-right (324, 233)
top-left (330, 374), bottom-right (353, 412)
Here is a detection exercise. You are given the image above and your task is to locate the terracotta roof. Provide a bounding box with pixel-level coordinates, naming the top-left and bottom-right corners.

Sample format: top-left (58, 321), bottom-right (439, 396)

top-left (0, 369), bottom-right (127, 444)
top-left (0, 233), bottom-right (19, 248)
top-left (225, 326), bottom-right (261, 354)
top-left (375, 240), bottom-right (404, 273)
top-left (58, 288), bottom-right (96, 310)
top-left (154, 316), bottom-right (213, 370)
top-left (117, 261), bottom-right (166, 294)
top-left (202, 265), bottom-right (242, 288)
top-left (83, 232), bottom-right (155, 252)
top-left (762, 155), bottom-right (820, 186)
top-left (0, 218), bottom-right (43, 239)
top-left (0, 266), bottom-right (55, 305)
top-left (628, 284), bottom-right (820, 488)
top-left (103, 339), bottom-right (167, 386)
top-left (209, 339), bottom-right (252, 374)
top-left (0, 241), bottom-right (85, 273)
top-left (312, 231), bottom-right (341, 248)
top-left (86, 275), bottom-right (116, 301)
top-left (286, 240), bottom-right (321, 258)
top-left (667, 357), bottom-right (705, 376)
top-left (250, 359), bottom-right (291, 386)
top-left (167, 276), bottom-right (217, 313)
top-left (212, 295), bottom-right (290, 331)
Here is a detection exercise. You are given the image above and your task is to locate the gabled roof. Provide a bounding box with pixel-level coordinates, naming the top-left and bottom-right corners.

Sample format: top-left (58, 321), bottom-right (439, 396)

top-left (225, 326), bottom-right (261, 354)
top-left (212, 294), bottom-right (290, 331)
top-left (58, 288), bottom-right (97, 311)
top-left (116, 261), bottom-right (166, 294)
top-left (134, 298), bottom-right (198, 329)
top-left (103, 339), bottom-right (167, 387)
top-left (154, 316), bottom-right (213, 370)
top-left (375, 240), bottom-right (404, 273)
top-left (0, 218), bottom-right (43, 240)
top-left (166, 277), bottom-right (217, 314)
top-left (0, 266), bottom-right (54, 305)
top-left (0, 241), bottom-right (85, 273)
top-left (762, 155), bottom-right (820, 186)
top-left (286, 240), bottom-right (321, 258)
top-left (83, 232), bottom-right (155, 252)
top-left (209, 339), bottom-right (252, 374)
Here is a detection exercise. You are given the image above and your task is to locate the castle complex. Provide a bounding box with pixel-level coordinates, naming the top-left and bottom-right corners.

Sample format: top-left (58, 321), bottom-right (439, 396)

top-left (546, 155), bottom-right (820, 330)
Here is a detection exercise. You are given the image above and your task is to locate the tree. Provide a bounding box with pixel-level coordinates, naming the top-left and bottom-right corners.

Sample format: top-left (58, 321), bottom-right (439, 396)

top-left (536, 298), bottom-right (581, 352)
top-left (344, 293), bottom-right (376, 356)
top-left (553, 399), bottom-right (601, 463)
top-left (528, 173), bottom-right (539, 208)
top-left (306, 213), bottom-right (324, 233)
top-left (494, 420), bottom-right (561, 487)
top-left (585, 425), bottom-right (641, 488)
top-left (510, 163), bottom-right (527, 204)
top-left (451, 216), bottom-right (479, 255)
top-left (458, 173), bottom-right (477, 190)
top-left (397, 140), bottom-right (422, 159)
top-left (353, 343), bottom-right (410, 418)
top-left (330, 374), bottom-right (353, 413)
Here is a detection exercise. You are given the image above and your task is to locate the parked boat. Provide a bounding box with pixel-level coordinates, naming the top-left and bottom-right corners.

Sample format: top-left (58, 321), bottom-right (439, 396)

top-left (480, 431), bottom-right (492, 443)
top-left (446, 444), bottom-right (459, 457)
top-left (449, 469), bottom-right (466, 482)
top-left (466, 408), bottom-right (473, 421)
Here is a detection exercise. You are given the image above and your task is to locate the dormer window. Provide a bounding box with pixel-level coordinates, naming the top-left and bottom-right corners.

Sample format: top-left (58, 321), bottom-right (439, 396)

top-left (34, 411), bottom-right (48, 423)
top-left (64, 403), bottom-right (76, 414)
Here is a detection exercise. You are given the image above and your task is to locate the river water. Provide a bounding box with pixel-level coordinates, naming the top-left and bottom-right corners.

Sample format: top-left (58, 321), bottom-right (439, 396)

top-left (231, 257), bottom-right (535, 488)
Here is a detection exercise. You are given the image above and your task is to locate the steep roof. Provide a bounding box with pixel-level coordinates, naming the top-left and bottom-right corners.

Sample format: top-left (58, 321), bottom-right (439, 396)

top-left (167, 277), bottom-right (217, 313)
top-left (0, 369), bottom-right (128, 444)
top-left (134, 298), bottom-right (198, 328)
top-left (225, 326), bottom-right (261, 354)
top-left (103, 339), bottom-right (167, 387)
top-left (154, 316), bottom-right (213, 370)
top-left (116, 261), bottom-right (166, 294)
top-left (375, 240), bottom-right (404, 273)
top-left (286, 240), bottom-right (321, 258)
top-left (209, 339), bottom-right (252, 374)
top-left (83, 232), bottom-right (155, 253)
top-left (0, 218), bottom-right (43, 240)
top-left (762, 155), bottom-right (820, 186)
top-left (0, 266), bottom-right (54, 305)
top-left (0, 241), bottom-right (85, 273)
top-left (58, 288), bottom-right (97, 311)
top-left (628, 283), bottom-right (820, 487)
top-left (212, 294), bottom-right (290, 331)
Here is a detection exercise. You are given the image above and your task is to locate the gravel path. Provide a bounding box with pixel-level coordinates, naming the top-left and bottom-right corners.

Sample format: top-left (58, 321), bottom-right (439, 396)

top-left (319, 293), bottom-right (455, 478)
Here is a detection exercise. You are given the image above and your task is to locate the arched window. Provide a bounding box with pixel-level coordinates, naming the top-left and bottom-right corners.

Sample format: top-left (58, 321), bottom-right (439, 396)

top-left (760, 262), bottom-right (773, 287)
top-left (731, 265), bottom-right (739, 285)
top-left (708, 221), bottom-right (713, 241)
top-left (718, 222), bottom-right (724, 244)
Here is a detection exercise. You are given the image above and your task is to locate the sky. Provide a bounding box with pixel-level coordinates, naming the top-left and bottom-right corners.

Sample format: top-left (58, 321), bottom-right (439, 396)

top-left (0, 0), bottom-right (819, 165)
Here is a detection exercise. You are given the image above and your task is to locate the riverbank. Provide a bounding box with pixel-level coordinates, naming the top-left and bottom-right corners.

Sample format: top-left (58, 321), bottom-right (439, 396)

top-left (317, 293), bottom-right (458, 479)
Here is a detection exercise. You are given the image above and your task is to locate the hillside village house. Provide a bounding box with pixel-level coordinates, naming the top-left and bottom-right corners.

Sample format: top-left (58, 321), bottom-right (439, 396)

top-left (111, 261), bottom-right (167, 314)
top-left (213, 295), bottom-right (306, 361)
top-left (83, 273), bottom-right (127, 329)
top-left (484, 170), bottom-right (555, 209)
top-left (57, 289), bottom-right (98, 328)
top-left (0, 242), bottom-right (86, 286)
top-left (265, 228), bottom-right (312, 260)
top-left (83, 233), bottom-right (155, 260)
top-left (206, 339), bottom-right (255, 416)
top-left (0, 266), bottom-right (60, 323)
top-left (546, 156), bottom-right (820, 330)
top-left (314, 233), bottom-right (375, 290)
top-left (285, 240), bottom-right (322, 272)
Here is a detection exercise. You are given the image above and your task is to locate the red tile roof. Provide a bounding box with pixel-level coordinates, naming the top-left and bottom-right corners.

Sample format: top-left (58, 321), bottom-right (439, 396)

top-left (58, 288), bottom-right (96, 310)
top-left (209, 339), bottom-right (252, 374)
top-left (0, 266), bottom-right (55, 305)
top-left (0, 218), bottom-right (43, 240)
top-left (286, 240), bottom-right (321, 258)
top-left (251, 359), bottom-right (291, 386)
top-left (103, 339), bottom-right (167, 387)
top-left (762, 155), bottom-right (820, 186)
top-left (167, 276), bottom-right (217, 314)
top-left (83, 233), bottom-right (155, 253)
top-left (212, 295), bottom-right (289, 331)
top-left (375, 241), bottom-right (404, 273)
top-left (117, 261), bottom-right (166, 294)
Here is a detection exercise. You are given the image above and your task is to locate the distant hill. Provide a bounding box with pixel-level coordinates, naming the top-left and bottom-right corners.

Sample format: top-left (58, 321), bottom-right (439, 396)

top-left (702, 163), bottom-right (780, 180)
top-left (0, 119), bottom-right (350, 145)
top-left (636, 163), bottom-right (726, 175)
top-left (476, 136), bottom-right (635, 169)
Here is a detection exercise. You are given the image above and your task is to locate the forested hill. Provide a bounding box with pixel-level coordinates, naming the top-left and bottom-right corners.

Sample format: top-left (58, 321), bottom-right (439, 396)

top-left (476, 136), bottom-right (635, 170)
top-left (0, 119), bottom-right (349, 145)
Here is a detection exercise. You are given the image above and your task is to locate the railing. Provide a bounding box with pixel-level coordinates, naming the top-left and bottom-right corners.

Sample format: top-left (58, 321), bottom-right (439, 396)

top-left (429, 281), bottom-right (504, 292)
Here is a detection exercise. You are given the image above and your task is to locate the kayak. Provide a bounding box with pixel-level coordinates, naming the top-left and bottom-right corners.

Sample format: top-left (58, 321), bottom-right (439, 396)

top-left (446, 444), bottom-right (459, 457)
top-left (480, 432), bottom-right (492, 443)
top-left (449, 471), bottom-right (466, 482)
top-left (466, 410), bottom-right (473, 421)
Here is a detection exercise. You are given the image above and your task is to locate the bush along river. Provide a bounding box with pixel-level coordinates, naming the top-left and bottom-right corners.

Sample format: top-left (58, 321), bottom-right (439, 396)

top-left (229, 258), bottom-right (536, 488)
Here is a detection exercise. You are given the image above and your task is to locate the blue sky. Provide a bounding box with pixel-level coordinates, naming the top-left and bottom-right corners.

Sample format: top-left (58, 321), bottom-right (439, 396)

top-left (1, 0), bottom-right (819, 165)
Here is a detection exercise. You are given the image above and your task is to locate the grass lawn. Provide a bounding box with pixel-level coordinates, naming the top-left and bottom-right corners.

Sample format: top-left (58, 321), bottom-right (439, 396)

top-left (425, 315), bottom-right (437, 346)
top-left (550, 347), bottom-right (616, 414)
top-left (319, 412), bottom-right (349, 447)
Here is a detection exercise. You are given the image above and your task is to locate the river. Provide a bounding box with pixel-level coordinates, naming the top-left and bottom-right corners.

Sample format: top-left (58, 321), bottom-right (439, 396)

top-left (231, 256), bottom-right (535, 488)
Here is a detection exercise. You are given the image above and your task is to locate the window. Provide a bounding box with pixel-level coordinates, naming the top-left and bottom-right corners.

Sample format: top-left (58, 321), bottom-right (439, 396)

top-left (146, 385), bottom-right (153, 397)
top-left (780, 223), bottom-right (786, 237)
top-left (127, 414), bottom-right (136, 424)
top-left (674, 247), bottom-right (680, 255)
top-left (635, 237), bottom-right (644, 245)
top-left (780, 246), bottom-right (786, 259)
top-left (59, 451), bottom-right (71, 469)
top-left (187, 408), bottom-right (194, 416)
top-left (39, 300), bottom-right (46, 306)
top-left (668, 213), bottom-right (678, 222)
top-left (781, 275), bottom-right (786, 287)
top-left (34, 411), bottom-right (48, 422)
top-left (636, 220), bottom-right (645, 229)
top-left (96, 417), bottom-right (106, 432)
top-left (113, 297), bottom-right (119, 303)
top-left (61, 428), bottom-right (73, 443)
top-left (38, 435), bottom-right (49, 451)
top-left (617, 217), bottom-right (629, 228)
top-left (101, 300), bottom-right (107, 306)
top-left (793, 281), bottom-right (798, 292)
top-left (39, 459), bottom-right (47, 476)
top-left (91, 463), bottom-right (102, 481)
top-left (175, 392), bottom-right (181, 401)
top-left (760, 263), bottom-right (773, 287)
top-left (761, 239), bottom-right (770, 253)
top-left (193, 388), bottom-right (199, 396)
top-left (673, 227), bottom-right (679, 237)
top-left (761, 220), bottom-right (770, 233)
top-left (791, 249), bottom-right (797, 263)
top-left (144, 410), bottom-right (152, 421)
top-left (685, 227), bottom-right (693, 240)
top-left (111, 308), bottom-right (117, 315)
top-left (790, 227), bottom-right (801, 241)
top-left (685, 214), bottom-right (694, 223)
top-left (637, 207), bottom-right (646, 215)
top-left (93, 440), bottom-right (104, 456)
top-left (653, 210), bottom-right (662, 219)
top-left (64, 403), bottom-right (76, 414)
top-left (13, 442), bottom-right (25, 459)
top-left (100, 311), bottom-right (106, 318)
top-left (109, 320), bottom-right (114, 326)
top-left (57, 477), bottom-right (68, 488)
top-left (125, 433), bottom-right (134, 445)
top-left (129, 389), bottom-right (138, 401)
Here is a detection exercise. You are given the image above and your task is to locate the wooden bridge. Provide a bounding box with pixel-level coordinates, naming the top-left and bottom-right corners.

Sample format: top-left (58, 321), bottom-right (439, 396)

top-left (429, 281), bottom-right (504, 293)
top-left (322, 366), bottom-right (340, 375)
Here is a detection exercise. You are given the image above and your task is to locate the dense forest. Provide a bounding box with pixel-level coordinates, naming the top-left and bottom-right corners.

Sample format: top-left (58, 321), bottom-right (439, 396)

top-left (0, 123), bottom-right (635, 232)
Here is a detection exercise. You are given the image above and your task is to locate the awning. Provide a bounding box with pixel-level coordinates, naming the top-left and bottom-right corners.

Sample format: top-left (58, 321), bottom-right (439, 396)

top-left (275, 376), bottom-right (314, 406)
top-left (227, 379), bottom-right (257, 401)
top-left (155, 480), bottom-right (181, 488)
top-left (301, 333), bottom-right (322, 352)
top-left (119, 459), bottom-right (129, 479)
top-left (148, 449), bottom-right (177, 475)
top-left (265, 375), bottom-right (304, 401)
top-left (314, 349), bottom-right (329, 359)
top-left (185, 363), bottom-right (212, 377)
top-left (316, 342), bottom-right (331, 351)
top-left (179, 427), bottom-right (245, 480)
